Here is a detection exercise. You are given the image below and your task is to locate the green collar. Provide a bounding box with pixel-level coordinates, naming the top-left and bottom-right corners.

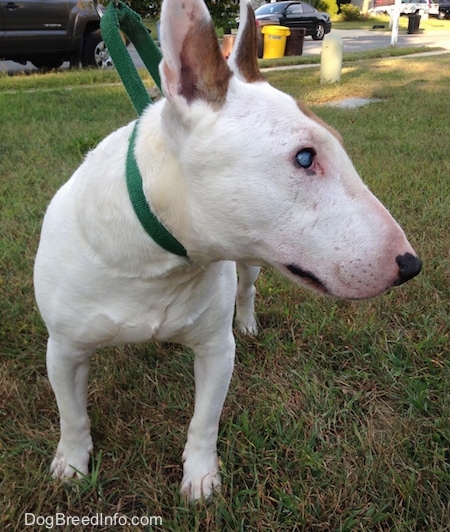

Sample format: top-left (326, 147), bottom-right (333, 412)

top-left (126, 122), bottom-right (188, 258)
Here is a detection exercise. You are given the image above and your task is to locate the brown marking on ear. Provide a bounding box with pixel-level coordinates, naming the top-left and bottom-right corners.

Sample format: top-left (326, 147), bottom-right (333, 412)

top-left (179, 18), bottom-right (232, 107)
top-left (234, 4), bottom-right (265, 83)
top-left (297, 101), bottom-right (344, 145)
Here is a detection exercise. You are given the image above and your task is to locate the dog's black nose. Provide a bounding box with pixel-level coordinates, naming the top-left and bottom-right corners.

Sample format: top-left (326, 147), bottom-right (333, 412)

top-left (394, 253), bottom-right (422, 286)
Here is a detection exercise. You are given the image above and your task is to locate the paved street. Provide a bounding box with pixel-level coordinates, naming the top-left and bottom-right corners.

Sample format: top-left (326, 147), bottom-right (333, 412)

top-left (1, 27), bottom-right (449, 74)
top-left (302, 28), bottom-right (450, 55)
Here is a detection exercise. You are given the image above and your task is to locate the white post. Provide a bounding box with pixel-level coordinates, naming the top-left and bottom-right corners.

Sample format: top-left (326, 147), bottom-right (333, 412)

top-left (390, 0), bottom-right (401, 46)
top-left (320, 34), bottom-right (343, 84)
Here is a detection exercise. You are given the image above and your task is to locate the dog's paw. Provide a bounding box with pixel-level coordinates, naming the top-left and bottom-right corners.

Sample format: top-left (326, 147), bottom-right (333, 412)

top-left (180, 452), bottom-right (221, 502)
top-left (50, 440), bottom-right (92, 479)
top-left (235, 311), bottom-right (258, 336)
top-left (180, 470), bottom-right (221, 502)
top-left (51, 452), bottom-right (89, 479)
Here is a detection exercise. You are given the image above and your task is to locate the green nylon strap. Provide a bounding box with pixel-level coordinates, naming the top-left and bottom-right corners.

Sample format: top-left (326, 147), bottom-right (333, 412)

top-left (100, 1), bottom-right (161, 114)
top-left (100, 1), bottom-right (188, 258)
top-left (127, 122), bottom-right (188, 257)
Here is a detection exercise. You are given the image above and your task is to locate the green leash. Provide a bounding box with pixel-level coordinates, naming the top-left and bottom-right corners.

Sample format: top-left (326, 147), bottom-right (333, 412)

top-left (100, 1), bottom-right (188, 258)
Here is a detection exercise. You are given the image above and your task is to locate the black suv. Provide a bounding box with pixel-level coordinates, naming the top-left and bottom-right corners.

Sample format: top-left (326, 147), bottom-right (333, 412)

top-left (0, 0), bottom-right (112, 69)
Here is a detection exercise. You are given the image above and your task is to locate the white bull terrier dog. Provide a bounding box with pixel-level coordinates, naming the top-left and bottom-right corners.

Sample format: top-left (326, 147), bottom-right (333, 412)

top-left (34, 0), bottom-right (422, 501)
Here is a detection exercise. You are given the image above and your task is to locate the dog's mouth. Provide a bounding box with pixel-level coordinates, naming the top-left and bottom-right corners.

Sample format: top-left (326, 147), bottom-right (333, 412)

top-left (285, 264), bottom-right (329, 295)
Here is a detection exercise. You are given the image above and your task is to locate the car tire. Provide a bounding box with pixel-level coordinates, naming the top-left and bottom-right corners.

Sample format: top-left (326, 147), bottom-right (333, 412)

top-left (82, 29), bottom-right (114, 68)
top-left (312, 23), bottom-right (325, 41)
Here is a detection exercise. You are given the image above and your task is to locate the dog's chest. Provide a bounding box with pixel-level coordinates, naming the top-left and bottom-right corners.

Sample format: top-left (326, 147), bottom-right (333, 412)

top-left (78, 260), bottom-right (237, 349)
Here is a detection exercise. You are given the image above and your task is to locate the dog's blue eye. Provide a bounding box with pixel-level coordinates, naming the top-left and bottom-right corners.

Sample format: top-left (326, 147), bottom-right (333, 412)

top-left (295, 149), bottom-right (315, 169)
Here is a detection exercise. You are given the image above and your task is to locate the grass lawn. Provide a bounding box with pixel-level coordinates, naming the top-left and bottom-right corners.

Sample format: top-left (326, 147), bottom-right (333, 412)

top-left (1, 54), bottom-right (449, 531)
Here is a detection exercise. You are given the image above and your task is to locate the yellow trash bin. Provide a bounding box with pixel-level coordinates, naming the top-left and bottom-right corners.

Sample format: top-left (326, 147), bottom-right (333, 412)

top-left (261, 25), bottom-right (291, 59)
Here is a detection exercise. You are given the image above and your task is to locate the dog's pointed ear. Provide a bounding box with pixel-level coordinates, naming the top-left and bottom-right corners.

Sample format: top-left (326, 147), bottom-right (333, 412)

top-left (228, 0), bottom-right (265, 83)
top-left (159, 0), bottom-right (232, 108)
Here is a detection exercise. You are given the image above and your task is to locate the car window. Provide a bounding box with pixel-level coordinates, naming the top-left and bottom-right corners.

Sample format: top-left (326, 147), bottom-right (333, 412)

top-left (302, 4), bottom-right (315, 12)
top-left (255, 4), bottom-right (286, 15)
top-left (287, 5), bottom-right (303, 13)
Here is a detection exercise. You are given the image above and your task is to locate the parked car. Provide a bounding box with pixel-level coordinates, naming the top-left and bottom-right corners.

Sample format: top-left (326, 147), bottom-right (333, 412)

top-left (254, 1), bottom-right (332, 41)
top-left (0, 0), bottom-right (113, 69)
top-left (372, 0), bottom-right (433, 15)
top-left (400, 0), bottom-right (433, 13)
top-left (430, 0), bottom-right (450, 18)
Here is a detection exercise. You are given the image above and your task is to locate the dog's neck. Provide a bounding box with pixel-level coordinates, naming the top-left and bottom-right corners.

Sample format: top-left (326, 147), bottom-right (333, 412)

top-left (127, 119), bottom-right (188, 258)
top-left (133, 101), bottom-right (204, 263)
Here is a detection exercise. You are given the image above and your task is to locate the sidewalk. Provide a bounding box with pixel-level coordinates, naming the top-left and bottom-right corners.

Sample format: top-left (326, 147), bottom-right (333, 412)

top-left (333, 27), bottom-right (450, 50)
top-left (302, 27), bottom-right (450, 56)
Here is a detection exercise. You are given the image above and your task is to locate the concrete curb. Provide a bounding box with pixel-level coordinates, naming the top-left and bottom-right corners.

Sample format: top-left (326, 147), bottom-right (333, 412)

top-left (260, 49), bottom-right (450, 73)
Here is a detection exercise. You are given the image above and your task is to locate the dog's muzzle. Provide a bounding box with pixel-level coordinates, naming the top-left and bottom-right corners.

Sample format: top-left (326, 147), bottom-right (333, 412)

top-left (394, 253), bottom-right (422, 286)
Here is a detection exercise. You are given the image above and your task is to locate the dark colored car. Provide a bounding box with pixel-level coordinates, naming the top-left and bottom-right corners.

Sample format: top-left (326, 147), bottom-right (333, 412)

top-left (0, 0), bottom-right (113, 69)
top-left (254, 1), bottom-right (332, 41)
top-left (431, 0), bottom-right (450, 18)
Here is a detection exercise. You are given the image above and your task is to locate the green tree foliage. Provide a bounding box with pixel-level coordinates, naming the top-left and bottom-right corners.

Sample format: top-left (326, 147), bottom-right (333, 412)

top-left (309, 0), bottom-right (351, 16)
top-left (205, 0), bottom-right (239, 33)
top-left (125, 0), bottom-right (238, 30)
top-left (125, 0), bottom-right (161, 18)
top-left (122, 0), bottom-right (348, 21)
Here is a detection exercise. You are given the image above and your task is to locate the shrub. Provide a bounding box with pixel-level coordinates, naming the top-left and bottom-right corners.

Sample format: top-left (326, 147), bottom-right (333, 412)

top-left (310, 0), bottom-right (340, 17)
top-left (310, 0), bottom-right (352, 17)
top-left (340, 3), bottom-right (363, 20)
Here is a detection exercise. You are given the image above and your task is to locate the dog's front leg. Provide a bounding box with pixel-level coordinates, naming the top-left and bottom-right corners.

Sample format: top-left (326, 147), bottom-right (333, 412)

top-left (46, 337), bottom-right (93, 479)
top-left (181, 333), bottom-right (235, 501)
